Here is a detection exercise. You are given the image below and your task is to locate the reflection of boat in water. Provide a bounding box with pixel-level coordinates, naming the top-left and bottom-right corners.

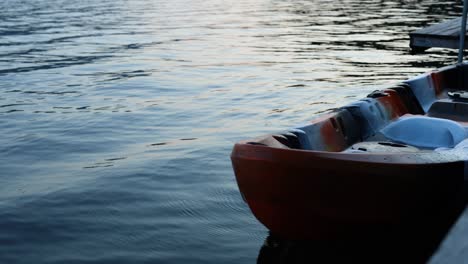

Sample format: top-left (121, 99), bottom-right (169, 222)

top-left (256, 223), bottom-right (460, 264)
top-left (231, 2), bottom-right (468, 251)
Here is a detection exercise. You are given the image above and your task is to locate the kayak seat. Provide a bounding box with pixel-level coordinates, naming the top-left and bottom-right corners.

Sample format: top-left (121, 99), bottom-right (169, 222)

top-left (432, 64), bottom-right (468, 93)
top-left (369, 89), bottom-right (410, 119)
top-left (403, 73), bottom-right (437, 113)
top-left (381, 115), bottom-right (467, 149)
top-left (388, 84), bottom-right (425, 115)
top-left (342, 98), bottom-right (392, 140)
top-left (291, 109), bottom-right (360, 151)
top-left (274, 132), bottom-right (302, 149)
top-left (427, 99), bottom-right (468, 122)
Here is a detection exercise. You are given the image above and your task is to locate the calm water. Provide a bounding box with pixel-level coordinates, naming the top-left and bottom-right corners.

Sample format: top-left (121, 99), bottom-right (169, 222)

top-left (0, 0), bottom-right (464, 263)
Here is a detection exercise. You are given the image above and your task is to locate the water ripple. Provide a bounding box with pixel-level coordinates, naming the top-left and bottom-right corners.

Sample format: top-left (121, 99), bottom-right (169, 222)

top-left (0, 0), bottom-right (464, 263)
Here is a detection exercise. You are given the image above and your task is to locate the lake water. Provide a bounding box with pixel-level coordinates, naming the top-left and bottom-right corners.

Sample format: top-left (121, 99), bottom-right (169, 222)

top-left (0, 0), bottom-right (464, 263)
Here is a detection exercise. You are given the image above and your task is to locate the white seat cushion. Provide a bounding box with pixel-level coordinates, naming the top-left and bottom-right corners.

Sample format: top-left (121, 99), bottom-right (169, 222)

top-left (381, 116), bottom-right (467, 149)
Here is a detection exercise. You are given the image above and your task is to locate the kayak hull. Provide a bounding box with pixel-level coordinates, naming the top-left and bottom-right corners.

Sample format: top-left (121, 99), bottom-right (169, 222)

top-left (232, 143), bottom-right (465, 240)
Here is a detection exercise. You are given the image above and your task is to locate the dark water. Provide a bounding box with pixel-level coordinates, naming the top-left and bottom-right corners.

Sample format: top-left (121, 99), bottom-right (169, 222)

top-left (0, 0), bottom-right (464, 263)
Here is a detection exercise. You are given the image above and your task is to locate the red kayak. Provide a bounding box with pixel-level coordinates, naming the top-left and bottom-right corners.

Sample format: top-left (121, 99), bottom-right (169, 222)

top-left (231, 63), bottom-right (468, 240)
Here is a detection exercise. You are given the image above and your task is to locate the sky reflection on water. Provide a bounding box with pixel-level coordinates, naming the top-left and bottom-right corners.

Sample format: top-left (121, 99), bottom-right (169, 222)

top-left (0, 0), bottom-right (465, 263)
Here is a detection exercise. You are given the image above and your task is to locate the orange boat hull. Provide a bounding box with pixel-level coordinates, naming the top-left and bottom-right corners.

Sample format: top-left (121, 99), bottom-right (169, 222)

top-left (232, 143), bottom-right (465, 240)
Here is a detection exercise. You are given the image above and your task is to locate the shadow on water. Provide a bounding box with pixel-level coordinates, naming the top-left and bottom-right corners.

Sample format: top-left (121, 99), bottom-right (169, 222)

top-left (258, 231), bottom-right (439, 263)
top-left (256, 188), bottom-right (468, 264)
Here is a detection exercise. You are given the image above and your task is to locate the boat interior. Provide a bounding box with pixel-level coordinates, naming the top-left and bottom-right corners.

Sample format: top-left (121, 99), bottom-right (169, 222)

top-left (250, 63), bottom-right (468, 154)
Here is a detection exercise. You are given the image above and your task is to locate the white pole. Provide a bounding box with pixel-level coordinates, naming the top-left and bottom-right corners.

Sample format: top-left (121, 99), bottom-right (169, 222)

top-left (458, 0), bottom-right (468, 63)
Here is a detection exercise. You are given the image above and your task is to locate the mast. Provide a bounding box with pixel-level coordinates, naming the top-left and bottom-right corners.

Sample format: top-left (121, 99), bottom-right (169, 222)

top-left (458, 0), bottom-right (468, 63)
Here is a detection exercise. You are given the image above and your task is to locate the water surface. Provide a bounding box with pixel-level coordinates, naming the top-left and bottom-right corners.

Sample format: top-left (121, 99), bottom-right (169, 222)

top-left (0, 0), bottom-right (464, 263)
